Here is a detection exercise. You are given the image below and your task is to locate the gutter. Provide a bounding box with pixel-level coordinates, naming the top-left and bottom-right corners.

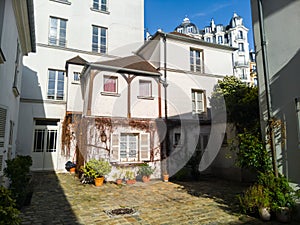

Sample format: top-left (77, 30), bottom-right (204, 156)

top-left (257, 0), bottom-right (278, 177)
top-left (26, 0), bottom-right (36, 52)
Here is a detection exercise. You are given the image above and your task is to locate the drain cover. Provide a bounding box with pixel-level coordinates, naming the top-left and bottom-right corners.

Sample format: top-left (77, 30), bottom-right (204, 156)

top-left (105, 207), bottom-right (139, 218)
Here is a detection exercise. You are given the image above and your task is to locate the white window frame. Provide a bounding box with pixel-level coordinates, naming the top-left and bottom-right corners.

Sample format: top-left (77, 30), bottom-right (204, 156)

top-left (103, 76), bottom-right (118, 93)
top-left (73, 72), bottom-right (80, 83)
top-left (120, 133), bottom-right (138, 162)
top-left (110, 133), bottom-right (150, 163)
top-left (49, 17), bottom-right (67, 47)
top-left (192, 89), bottom-right (205, 114)
top-left (33, 120), bottom-right (58, 153)
top-left (92, 25), bottom-right (107, 53)
top-left (139, 80), bottom-right (152, 98)
top-left (92, 0), bottom-right (108, 12)
top-left (190, 48), bottom-right (204, 73)
top-left (238, 43), bottom-right (244, 52)
top-left (218, 36), bottom-right (223, 44)
top-left (177, 28), bottom-right (183, 33)
top-left (47, 69), bottom-right (65, 100)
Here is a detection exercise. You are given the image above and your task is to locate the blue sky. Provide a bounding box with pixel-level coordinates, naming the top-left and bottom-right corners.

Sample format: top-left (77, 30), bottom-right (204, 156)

top-left (145, 0), bottom-right (254, 50)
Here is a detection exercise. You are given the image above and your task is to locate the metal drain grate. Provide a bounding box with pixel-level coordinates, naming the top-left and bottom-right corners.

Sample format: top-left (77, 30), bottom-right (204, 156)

top-left (105, 207), bottom-right (139, 218)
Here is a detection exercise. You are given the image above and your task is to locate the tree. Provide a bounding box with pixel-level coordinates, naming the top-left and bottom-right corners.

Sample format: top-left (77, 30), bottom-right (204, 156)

top-left (210, 76), bottom-right (271, 173)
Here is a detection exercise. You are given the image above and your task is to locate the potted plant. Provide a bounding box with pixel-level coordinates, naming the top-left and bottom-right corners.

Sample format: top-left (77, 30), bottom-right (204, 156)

top-left (112, 167), bottom-right (124, 185)
top-left (163, 173), bottom-right (169, 182)
top-left (82, 159), bottom-right (112, 186)
top-left (137, 163), bottom-right (155, 182)
top-left (125, 170), bottom-right (136, 184)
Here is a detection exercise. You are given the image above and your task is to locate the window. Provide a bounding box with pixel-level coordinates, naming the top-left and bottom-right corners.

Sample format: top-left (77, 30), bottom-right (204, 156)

top-left (190, 49), bottom-right (203, 73)
top-left (93, 0), bottom-right (108, 11)
top-left (218, 36), bottom-right (223, 44)
top-left (216, 25), bottom-right (223, 32)
top-left (103, 76), bottom-right (117, 93)
top-left (240, 69), bottom-right (247, 80)
top-left (110, 133), bottom-right (150, 162)
top-left (8, 121), bottom-right (14, 146)
top-left (174, 133), bottom-right (181, 147)
top-left (139, 80), bottom-right (152, 97)
top-left (238, 43), bottom-right (244, 52)
top-left (92, 26), bottom-right (107, 53)
top-left (33, 120), bottom-right (58, 153)
top-left (49, 17), bottom-right (67, 47)
top-left (47, 69), bottom-right (64, 100)
top-left (238, 30), bottom-right (243, 39)
top-left (206, 37), bottom-right (211, 43)
top-left (187, 26), bottom-right (193, 33)
top-left (192, 89), bottom-right (205, 114)
top-left (177, 28), bottom-right (183, 33)
top-left (73, 72), bottom-right (80, 82)
top-left (204, 27), bottom-right (211, 33)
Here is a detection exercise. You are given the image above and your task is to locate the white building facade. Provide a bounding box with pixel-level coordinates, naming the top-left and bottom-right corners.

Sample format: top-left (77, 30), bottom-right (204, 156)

top-left (174, 13), bottom-right (251, 85)
top-left (0, 0), bottom-right (35, 179)
top-left (18, 0), bottom-right (144, 171)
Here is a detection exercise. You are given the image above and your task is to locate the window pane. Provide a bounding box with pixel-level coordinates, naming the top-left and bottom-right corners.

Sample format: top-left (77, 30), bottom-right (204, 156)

top-left (93, 0), bottom-right (99, 9)
top-left (46, 130), bottom-right (57, 152)
top-left (104, 77), bottom-right (116, 92)
top-left (34, 130), bottom-right (45, 152)
top-left (139, 81), bottom-right (151, 97)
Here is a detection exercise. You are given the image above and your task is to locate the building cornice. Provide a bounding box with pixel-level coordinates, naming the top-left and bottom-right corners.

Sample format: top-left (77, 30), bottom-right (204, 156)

top-left (12, 0), bottom-right (36, 54)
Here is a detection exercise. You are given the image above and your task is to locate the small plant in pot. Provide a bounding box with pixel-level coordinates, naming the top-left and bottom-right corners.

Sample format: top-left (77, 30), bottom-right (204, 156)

top-left (137, 163), bottom-right (155, 182)
top-left (112, 167), bottom-right (124, 185)
top-left (82, 159), bottom-right (112, 187)
top-left (124, 170), bottom-right (136, 184)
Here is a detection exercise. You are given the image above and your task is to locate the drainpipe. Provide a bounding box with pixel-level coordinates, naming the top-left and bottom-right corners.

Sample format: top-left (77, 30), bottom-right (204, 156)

top-left (162, 33), bottom-right (169, 157)
top-left (257, 0), bottom-right (278, 177)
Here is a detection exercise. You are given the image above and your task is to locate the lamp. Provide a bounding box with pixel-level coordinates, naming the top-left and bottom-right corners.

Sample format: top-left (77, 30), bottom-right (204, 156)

top-left (100, 131), bottom-right (107, 142)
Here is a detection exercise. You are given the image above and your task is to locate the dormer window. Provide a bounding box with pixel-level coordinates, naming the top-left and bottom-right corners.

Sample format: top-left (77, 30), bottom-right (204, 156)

top-left (177, 28), bottom-right (183, 33)
top-left (204, 27), bottom-right (211, 34)
top-left (187, 26), bottom-right (193, 33)
top-left (216, 25), bottom-right (223, 33)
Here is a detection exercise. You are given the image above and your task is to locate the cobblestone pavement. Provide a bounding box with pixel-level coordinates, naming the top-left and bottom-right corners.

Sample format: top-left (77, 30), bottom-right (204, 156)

top-left (20, 172), bottom-right (299, 225)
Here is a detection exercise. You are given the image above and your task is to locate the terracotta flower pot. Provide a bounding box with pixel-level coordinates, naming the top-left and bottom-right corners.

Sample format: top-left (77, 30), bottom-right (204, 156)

top-left (116, 179), bottom-right (122, 185)
top-left (94, 177), bottom-right (105, 186)
top-left (163, 174), bottom-right (169, 182)
top-left (126, 179), bottom-right (136, 185)
top-left (69, 167), bottom-right (76, 174)
top-left (142, 176), bottom-right (150, 182)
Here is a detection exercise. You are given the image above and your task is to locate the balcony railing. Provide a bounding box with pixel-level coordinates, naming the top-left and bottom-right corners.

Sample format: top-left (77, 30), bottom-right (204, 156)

top-left (235, 61), bottom-right (249, 67)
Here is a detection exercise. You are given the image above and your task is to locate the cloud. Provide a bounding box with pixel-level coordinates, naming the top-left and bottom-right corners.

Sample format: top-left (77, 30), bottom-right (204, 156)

top-left (192, 3), bottom-right (232, 18)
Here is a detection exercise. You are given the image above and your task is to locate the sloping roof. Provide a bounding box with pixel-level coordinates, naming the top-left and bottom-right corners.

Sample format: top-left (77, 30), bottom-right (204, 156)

top-left (92, 55), bottom-right (160, 75)
top-left (66, 55), bottom-right (87, 65)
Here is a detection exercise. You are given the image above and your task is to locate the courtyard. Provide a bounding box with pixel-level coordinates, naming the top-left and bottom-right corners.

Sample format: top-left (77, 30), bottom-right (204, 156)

top-left (19, 172), bottom-right (298, 225)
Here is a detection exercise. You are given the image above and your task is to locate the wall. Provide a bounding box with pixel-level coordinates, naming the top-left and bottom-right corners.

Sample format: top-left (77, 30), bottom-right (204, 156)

top-left (251, 0), bottom-right (300, 184)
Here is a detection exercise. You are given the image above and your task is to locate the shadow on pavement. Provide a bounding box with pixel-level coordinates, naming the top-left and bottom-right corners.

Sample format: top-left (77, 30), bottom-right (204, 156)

top-left (20, 171), bottom-right (80, 225)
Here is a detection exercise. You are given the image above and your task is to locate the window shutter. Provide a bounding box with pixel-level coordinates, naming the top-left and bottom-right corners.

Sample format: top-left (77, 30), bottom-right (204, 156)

top-left (0, 108), bottom-right (7, 147)
top-left (140, 133), bottom-right (150, 161)
top-left (0, 155), bottom-right (3, 172)
top-left (110, 134), bottom-right (119, 162)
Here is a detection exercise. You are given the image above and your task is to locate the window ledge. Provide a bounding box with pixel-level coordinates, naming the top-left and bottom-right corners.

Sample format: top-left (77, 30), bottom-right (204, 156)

top-left (49, 0), bottom-right (71, 5)
top-left (137, 96), bottom-right (154, 100)
top-left (101, 92), bottom-right (121, 97)
top-left (111, 162), bottom-right (146, 167)
top-left (90, 7), bottom-right (110, 15)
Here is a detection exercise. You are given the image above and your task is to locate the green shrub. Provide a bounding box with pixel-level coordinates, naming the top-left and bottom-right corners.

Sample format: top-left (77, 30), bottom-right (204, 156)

top-left (0, 186), bottom-right (20, 225)
top-left (258, 172), bottom-right (298, 211)
top-left (137, 163), bottom-right (155, 177)
top-left (4, 155), bottom-right (32, 208)
top-left (82, 159), bottom-right (112, 179)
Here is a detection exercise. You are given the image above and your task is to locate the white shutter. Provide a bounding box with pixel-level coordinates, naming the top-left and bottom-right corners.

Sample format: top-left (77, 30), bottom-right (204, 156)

top-left (110, 134), bottom-right (119, 162)
top-left (140, 133), bottom-right (150, 161)
top-left (0, 108), bottom-right (7, 147)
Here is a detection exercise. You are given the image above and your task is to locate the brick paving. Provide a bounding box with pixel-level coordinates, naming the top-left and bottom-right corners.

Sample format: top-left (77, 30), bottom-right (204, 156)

top-left (20, 172), bottom-right (299, 225)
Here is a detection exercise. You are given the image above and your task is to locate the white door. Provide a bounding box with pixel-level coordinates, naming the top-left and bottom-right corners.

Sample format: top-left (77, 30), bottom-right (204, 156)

top-left (32, 122), bottom-right (58, 170)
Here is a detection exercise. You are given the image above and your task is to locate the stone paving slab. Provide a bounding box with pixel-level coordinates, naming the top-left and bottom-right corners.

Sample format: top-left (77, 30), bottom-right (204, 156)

top-left (20, 172), bottom-right (299, 224)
